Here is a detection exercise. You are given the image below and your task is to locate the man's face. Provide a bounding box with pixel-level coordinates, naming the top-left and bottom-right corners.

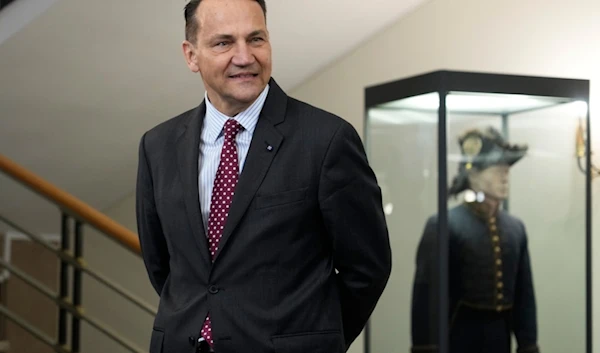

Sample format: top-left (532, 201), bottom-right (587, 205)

top-left (183, 0), bottom-right (272, 115)
top-left (469, 164), bottom-right (510, 201)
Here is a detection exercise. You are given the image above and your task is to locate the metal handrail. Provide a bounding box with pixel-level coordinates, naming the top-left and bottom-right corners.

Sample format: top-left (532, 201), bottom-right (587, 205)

top-left (0, 214), bottom-right (157, 316)
top-left (0, 153), bottom-right (140, 254)
top-left (0, 305), bottom-right (70, 353)
top-left (0, 257), bottom-right (146, 353)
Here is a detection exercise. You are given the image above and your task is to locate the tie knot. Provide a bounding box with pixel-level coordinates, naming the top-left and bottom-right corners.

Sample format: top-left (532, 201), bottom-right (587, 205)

top-left (223, 119), bottom-right (242, 141)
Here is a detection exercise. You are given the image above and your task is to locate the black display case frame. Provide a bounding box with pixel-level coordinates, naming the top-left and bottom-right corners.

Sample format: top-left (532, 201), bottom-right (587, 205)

top-left (363, 70), bottom-right (591, 353)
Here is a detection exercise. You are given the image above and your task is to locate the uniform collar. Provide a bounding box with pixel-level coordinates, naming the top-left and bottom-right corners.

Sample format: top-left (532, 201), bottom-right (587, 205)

top-left (464, 200), bottom-right (500, 221)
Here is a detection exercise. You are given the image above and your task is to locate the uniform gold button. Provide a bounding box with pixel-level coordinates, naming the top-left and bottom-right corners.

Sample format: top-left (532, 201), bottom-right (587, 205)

top-left (490, 225), bottom-right (497, 231)
top-left (497, 282), bottom-right (504, 288)
top-left (490, 217), bottom-right (496, 224)
top-left (493, 236), bottom-right (500, 242)
top-left (497, 271), bottom-right (503, 277)
top-left (496, 305), bottom-right (502, 312)
top-left (496, 259), bottom-right (502, 265)
top-left (495, 247), bottom-right (501, 253)
top-left (497, 293), bottom-right (504, 300)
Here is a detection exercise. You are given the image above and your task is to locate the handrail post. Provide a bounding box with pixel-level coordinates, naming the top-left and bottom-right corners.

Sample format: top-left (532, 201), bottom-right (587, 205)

top-left (72, 220), bottom-right (83, 353)
top-left (58, 213), bottom-right (70, 348)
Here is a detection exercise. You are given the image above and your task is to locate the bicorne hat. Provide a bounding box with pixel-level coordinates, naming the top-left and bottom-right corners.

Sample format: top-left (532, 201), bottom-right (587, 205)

top-left (449, 126), bottom-right (528, 196)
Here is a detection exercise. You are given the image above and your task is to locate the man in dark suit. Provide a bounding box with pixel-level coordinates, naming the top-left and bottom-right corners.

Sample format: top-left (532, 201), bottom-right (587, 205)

top-left (135, 1), bottom-right (392, 352)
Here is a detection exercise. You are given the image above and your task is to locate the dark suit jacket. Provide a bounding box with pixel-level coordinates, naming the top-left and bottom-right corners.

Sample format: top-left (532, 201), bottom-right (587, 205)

top-left (136, 78), bottom-right (392, 353)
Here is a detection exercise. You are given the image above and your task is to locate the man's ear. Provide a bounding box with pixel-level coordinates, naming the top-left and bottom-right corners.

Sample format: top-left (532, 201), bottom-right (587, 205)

top-left (182, 40), bottom-right (200, 73)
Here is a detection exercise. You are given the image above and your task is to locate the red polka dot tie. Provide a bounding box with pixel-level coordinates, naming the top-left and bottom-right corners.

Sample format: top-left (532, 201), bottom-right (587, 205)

top-left (201, 118), bottom-right (243, 347)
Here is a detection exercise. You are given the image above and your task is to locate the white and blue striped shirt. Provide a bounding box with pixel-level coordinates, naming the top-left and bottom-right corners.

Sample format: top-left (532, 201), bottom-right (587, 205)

top-left (198, 84), bottom-right (270, 232)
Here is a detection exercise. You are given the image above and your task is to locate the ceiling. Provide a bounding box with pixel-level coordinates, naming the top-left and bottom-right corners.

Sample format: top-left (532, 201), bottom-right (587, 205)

top-left (0, 0), bottom-right (427, 234)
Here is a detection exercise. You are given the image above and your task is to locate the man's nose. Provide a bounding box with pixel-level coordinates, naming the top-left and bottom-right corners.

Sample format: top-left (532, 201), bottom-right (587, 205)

top-left (232, 43), bottom-right (255, 66)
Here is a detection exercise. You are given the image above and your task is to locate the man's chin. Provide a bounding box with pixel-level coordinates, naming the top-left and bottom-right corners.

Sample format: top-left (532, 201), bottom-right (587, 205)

top-left (229, 87), bottom-right (264, 104)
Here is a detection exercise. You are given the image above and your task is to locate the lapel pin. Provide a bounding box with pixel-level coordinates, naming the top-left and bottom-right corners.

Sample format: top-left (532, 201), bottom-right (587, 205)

top-left (267, 145), bottom-right (273, 151)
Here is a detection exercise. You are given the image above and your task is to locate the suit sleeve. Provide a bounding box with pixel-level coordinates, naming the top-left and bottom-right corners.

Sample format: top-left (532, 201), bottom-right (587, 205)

top-left (136, 132), bottom-right (170, 296)
top-left (410, 217), bottom-right (440, 353)
top-left (513, 222), bottom-right (539, 353)
top-left (318, 121), bottom-right (392, 349)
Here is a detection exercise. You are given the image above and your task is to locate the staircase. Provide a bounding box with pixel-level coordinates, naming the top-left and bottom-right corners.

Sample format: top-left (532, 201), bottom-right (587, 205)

top-left (0, 153), bottom-right (155, 353)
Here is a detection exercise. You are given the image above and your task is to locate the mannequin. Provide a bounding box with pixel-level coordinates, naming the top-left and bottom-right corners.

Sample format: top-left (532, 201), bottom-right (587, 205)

top-left (410, 126), bottom-right (539, 353)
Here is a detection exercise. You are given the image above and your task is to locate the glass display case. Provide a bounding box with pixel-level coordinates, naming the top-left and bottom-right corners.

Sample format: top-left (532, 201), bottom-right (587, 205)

top-left (363, 70), bottom-right (591, 353)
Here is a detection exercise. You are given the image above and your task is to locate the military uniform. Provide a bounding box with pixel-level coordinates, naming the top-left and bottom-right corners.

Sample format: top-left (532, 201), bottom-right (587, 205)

top-left (410, 127), bottom-right (539, 353)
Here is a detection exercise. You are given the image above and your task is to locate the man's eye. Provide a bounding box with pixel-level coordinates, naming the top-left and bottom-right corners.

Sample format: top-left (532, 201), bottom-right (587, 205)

top-left (252, 37), bottom-right (263, 42)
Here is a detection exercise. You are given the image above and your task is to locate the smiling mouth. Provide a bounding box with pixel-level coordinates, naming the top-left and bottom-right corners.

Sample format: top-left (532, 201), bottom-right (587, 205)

top-left (230, 73), bottom-right (258, 79)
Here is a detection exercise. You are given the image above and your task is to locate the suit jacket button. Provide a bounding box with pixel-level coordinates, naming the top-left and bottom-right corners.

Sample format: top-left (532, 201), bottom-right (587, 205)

top-left (189, 336), bottom-right (195, 346)
top-left (209, 285), bottom-right (219, 294)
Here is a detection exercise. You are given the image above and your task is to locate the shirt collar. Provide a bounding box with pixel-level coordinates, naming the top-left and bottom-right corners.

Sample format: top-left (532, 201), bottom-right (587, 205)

top-left (204, 84), bottom-right (270, 142)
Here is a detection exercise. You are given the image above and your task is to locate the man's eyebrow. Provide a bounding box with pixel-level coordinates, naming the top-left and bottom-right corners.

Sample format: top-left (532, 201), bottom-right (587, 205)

top-left (209, 34), bottom-right (235, 42)
top-left (208, 30), bottom-right (265, 42)
top-left (248, 30), bottom-right (267, 37)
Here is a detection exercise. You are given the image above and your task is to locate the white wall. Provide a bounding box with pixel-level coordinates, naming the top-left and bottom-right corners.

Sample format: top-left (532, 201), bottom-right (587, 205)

top-left (0, 0), bottom-right (60, 46)
top-left (289, 0), bottom-right (599, 352)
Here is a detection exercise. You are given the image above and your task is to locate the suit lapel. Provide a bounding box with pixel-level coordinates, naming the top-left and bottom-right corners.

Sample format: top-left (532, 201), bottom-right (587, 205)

top-left (176, 102), bottom-right (211, 266)
top-left (213, 79), bottom-right (287, 262)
